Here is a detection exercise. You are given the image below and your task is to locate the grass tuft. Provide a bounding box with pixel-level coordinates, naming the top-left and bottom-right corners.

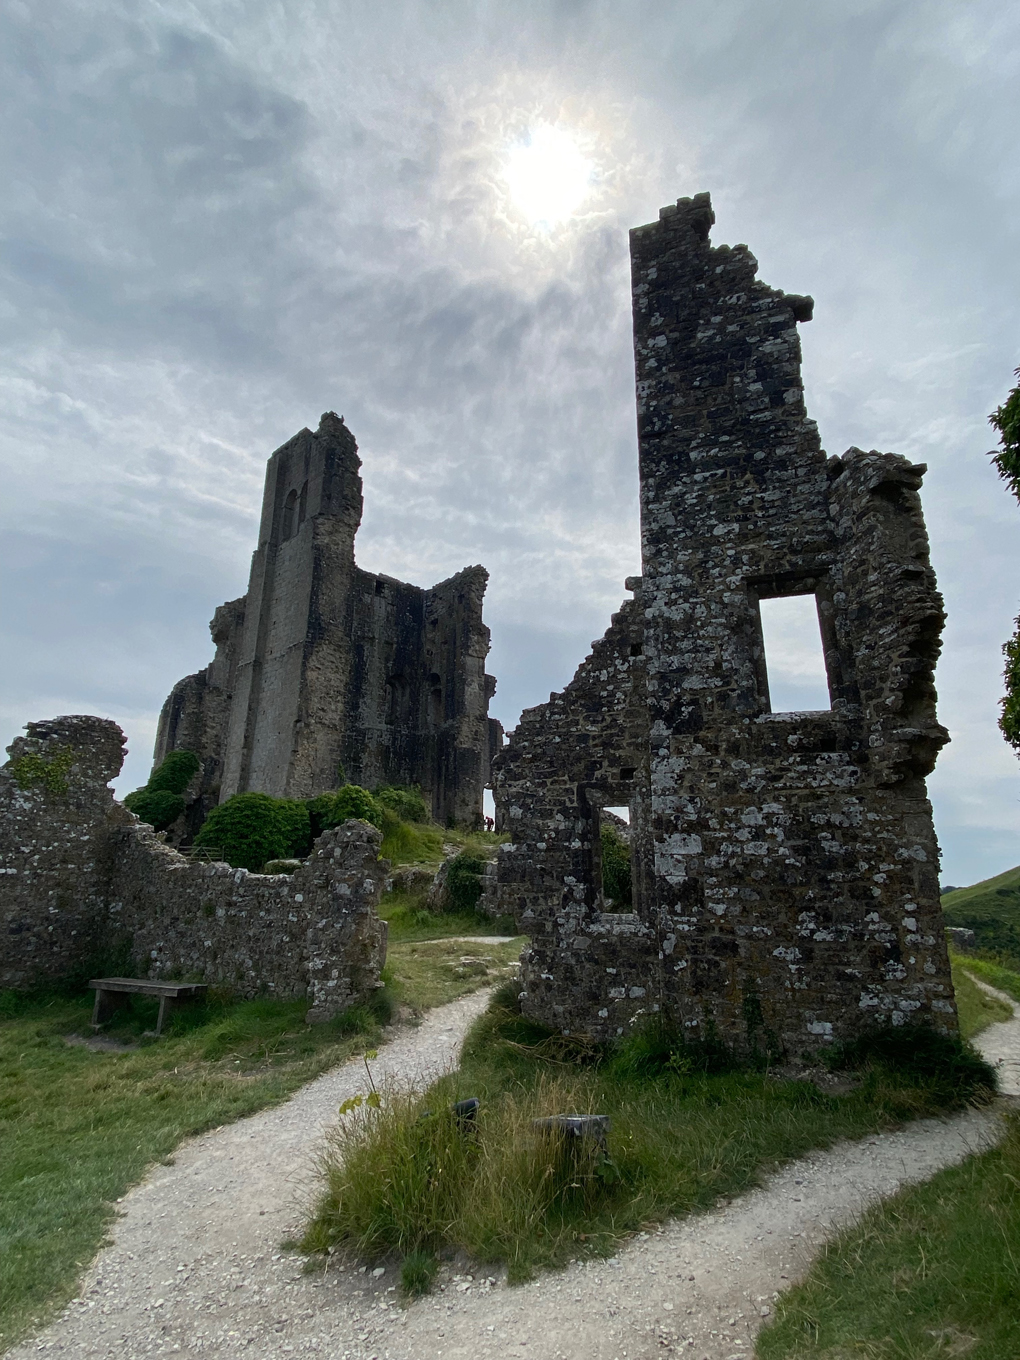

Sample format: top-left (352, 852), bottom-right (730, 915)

top-left (820, 1021), bottom-right (998, 1104)
top-left (399, 1249), bottom-right (439, 1297)
top-left (302, 989), bottom-right (996, 1290)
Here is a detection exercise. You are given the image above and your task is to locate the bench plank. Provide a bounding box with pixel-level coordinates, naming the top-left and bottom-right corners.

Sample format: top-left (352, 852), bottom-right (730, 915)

top-left (89, 978), bottom-right (207, 999)
top-left (89, 978), bottom-right (208, 1035)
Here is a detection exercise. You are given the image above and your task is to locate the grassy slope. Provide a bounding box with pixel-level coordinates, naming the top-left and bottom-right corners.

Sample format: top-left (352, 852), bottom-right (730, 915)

top-left (756, 1115), bottom-right (1020, 1360)
top-left (757, 958), bottom-right (1020, 1359)
top-left (386, 938), bottom-right (525, 1011)
top-left (950, 957), bottom-right (1013, 1036)
top-left (0, 991), bottom-right (388, 1349)
top-left (943, 864), bottom-right (1020, 965)
top-left (942, 864), bottom-right (1020, 925)
top-left (0, 928), bottom-right (524, 1352)
top-left (301, 988), bottom-right (996, 1288)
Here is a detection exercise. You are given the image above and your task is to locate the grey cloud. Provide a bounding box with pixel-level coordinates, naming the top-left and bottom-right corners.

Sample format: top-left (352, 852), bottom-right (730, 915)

top-left (1, 0), bottom-right (1017, 883)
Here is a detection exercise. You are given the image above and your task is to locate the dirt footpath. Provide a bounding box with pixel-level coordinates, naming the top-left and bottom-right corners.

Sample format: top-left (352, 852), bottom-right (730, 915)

top-left (10, 990), bottom-right (1017, 1360)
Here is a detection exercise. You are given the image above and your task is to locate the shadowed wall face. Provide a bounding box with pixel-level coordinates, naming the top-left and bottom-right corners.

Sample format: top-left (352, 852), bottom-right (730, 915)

top-left (0, 716), bottom-right (387, 1018)
top-left (495, 194), bottom-right (956, 1055)
top-left (154, 412), bottom-right (499, 827)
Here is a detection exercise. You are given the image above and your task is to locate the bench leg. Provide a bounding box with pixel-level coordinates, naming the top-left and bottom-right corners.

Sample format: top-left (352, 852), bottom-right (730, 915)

top-left (155, 995), bottom-right (175, 1036)
top-left (91, 990), bottom-right (131, 1030)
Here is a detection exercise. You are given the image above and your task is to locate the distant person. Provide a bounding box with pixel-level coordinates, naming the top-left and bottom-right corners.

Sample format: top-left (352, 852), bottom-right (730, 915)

top-left (485, 816), bottom-right (494, 832)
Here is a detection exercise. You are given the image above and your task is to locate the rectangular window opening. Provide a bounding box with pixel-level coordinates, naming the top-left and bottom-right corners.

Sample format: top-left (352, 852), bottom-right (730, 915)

top-left (758, 594), bottom-right (831, 713)
top-left (598, 806), bottom-right (633, 909)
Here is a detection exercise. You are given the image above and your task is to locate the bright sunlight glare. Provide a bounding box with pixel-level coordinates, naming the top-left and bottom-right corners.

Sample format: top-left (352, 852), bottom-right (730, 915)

top-left (504, 126), bottom-right (593, 226)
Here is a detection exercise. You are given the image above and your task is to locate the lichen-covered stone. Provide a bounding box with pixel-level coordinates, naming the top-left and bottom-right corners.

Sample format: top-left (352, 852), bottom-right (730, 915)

top-left (1, 716), bottom-right (386, 1020)
top-left (154, 413), bottom-right (501, 831)
top-left (494, 193), bottom-right (956, 1056)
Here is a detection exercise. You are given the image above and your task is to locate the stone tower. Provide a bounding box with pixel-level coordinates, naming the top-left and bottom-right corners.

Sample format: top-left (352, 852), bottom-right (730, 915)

top-left (154, 413), bottom-right (500, 826)
top-left (494, 194), bottom-right (956, 1055)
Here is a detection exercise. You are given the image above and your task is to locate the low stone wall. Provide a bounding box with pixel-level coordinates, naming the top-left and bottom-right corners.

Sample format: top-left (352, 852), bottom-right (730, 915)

top-left (1, 716), bottom-right (387, 1020)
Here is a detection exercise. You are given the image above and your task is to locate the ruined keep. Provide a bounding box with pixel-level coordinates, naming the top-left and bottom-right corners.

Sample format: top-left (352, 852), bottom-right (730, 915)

top-left (1, 716), bottom-right (387, 1018)
top-left (155, 412), bottom-right (500, 830)
top-left (494, 192), bottom-right (956, 1055)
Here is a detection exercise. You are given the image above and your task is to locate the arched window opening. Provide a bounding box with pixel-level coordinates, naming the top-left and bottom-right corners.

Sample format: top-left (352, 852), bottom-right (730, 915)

top-left (298, 480), bottom-right (308, 526)
top-left (281, 489), bottom-right (297, 541)
top-left (385, 674), bottom-right (407, 727)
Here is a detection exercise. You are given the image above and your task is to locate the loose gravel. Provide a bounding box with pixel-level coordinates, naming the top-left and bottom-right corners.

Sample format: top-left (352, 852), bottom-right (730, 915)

top-left (10, 987), bottom-right (1018, 1360)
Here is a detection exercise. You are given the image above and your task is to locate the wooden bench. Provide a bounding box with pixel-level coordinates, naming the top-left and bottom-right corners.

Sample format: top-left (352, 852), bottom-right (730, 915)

top-left (89, 978), bottom-right (208, 1036)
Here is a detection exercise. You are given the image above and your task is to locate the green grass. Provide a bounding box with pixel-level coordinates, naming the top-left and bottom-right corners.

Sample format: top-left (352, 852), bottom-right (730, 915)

top-left (950, 956), bottom-right (1013, 1038)
top-left (385, 938), bottom-right (525, 1011)
top-left (0, 987), bottom-right (394, 1350)
top-left (379, 885), bottom-right (516, 943)
top-left (756, 1114), bottom-right (1020, 1360)
top-left (301, 988), bottom-right (997, 1291)
top-left (954, 955), bottom-right (1020, 1007)
top-left (0, 930), bottom-right (517, 1353)
top-left (943, 864), bottom-right (1020, 965)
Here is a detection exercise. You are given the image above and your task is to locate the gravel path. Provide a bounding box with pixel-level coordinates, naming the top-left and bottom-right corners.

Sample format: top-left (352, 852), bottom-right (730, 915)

top-left (968, 974), bottom-right (1020, 1096)
top-left (11, 989), bottom-right (1018, 1360)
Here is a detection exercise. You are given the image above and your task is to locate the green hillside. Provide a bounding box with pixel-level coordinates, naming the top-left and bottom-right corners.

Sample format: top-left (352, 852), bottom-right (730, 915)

top-left (942, 863), bottom-right (1020, 961)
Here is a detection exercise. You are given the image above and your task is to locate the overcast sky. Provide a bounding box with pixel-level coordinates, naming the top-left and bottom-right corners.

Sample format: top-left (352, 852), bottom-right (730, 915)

top-left (2, 0), bottom-right (1018, 886)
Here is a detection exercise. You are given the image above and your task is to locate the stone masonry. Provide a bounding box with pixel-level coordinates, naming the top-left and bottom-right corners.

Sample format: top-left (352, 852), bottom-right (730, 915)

top-left (1, 716), bottom-right (386, 1019)
top-left (155, 412), bottom-right (501, 830)
top-left (494, 192), bottom-right (956, 1057)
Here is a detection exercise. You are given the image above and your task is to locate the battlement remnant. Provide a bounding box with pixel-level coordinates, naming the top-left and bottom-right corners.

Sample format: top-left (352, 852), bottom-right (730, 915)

top-left (155, 413), bottom-right (500, 833)
top-left (493, 192), bottom-right (955, 1056)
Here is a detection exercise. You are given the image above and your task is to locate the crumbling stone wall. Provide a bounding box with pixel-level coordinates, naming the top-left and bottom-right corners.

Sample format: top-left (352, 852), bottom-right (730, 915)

top-left (154, 413), bottom-right (499, 830)
top-left (1, 717), bottom-right (386, 1019)
top-left (494, 192), bottom-right (956, 1056)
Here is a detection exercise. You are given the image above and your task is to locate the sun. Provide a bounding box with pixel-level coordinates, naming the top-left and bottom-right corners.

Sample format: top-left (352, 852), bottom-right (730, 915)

top-left (504, 125), bottom-right (593, 227)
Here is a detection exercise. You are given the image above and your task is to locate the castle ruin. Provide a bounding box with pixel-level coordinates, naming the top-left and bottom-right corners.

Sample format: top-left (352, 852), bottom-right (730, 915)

top-left (494, 193), bottom-right (956, 1056)
top-left (155, 412), bottom-right (500, 829)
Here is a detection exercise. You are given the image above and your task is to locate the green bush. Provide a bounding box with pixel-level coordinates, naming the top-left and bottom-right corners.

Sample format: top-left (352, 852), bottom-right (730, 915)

top-left (599, 823), bottom-right (632, 907)
top-left (194, 793), bottom-right (296, 872)
top-left (306, 786), bottom-right (384, 840)
top-left (122, 749), bottom-right (200, 830)
top-left (276, 799), bottom-right (312, 857)
top-left (146, 750), bottom-right (200, 796)
top-left (122, 787), bottom-right (185, 833)
top-left (375, 785), bottom-right (430, 823)
top-left (445, 853), bottom-right (486, 913)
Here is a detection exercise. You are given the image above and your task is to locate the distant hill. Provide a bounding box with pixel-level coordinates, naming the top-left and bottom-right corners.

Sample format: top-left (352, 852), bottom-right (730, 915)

top-left (942, 864), bottom-right (1020, 960)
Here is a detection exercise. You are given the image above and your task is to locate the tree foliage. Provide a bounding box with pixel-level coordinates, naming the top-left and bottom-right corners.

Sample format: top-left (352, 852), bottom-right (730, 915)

top-left (600, 823), bottom-right (632, 908)
top-left (123, 749), bottom-right (200, 831)
top-left (194, 793), bottom-right (309, 871)
top-left (990, 368), bottom-right (1020, 754)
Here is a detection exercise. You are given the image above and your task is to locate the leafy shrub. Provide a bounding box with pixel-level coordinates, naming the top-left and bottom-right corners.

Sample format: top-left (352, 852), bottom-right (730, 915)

top-left (123, 749), bottom-right (200, 830)
top-left (444, 853), bottom-right (486, 913)
top-left (375, 785), bottom-right (430, 823)
top-left (194, 793), bottom-right (297, 871)
top-left (600, 823), bottom-right (632, 907)
top-left (276, 799), bottom-right (312, 857)
top-left (306, 785), bottom-right (384, 840)
top-left (146, 750), bottom-right (200, 796)
top-left (123, 787), bottom-right (186, 833)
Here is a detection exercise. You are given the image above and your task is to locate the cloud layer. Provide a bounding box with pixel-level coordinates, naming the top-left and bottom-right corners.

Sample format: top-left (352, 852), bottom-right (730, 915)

top-left (2, 0), bottom-right (1018, 885)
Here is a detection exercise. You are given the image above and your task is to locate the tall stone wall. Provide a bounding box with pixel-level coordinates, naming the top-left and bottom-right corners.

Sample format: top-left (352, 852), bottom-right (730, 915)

top-left (154, 412), bottom-right (500, 828)
top-left (1, 716), bottom-right (386, 1018)
top-left (494, 193), bottom-right (956, 1056)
